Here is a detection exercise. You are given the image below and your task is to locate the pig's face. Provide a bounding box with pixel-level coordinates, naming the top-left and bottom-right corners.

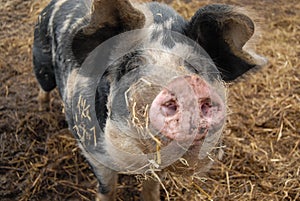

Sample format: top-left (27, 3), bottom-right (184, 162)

top-left (91, 29), bottom-right (226, 172)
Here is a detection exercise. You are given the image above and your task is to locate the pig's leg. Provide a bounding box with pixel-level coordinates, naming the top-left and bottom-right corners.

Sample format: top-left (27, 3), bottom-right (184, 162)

top-left (38, 88), bottom-right (50, 111)
top-left (141, 178), bottom-right (161, 201)
top-left (141, 172), bottom-right (166, 201)
top-left (93, 165), bottom-right (118, 201)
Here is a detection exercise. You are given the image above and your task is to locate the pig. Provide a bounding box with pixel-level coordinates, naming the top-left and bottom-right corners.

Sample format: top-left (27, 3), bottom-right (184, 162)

top-left (33, 0), bottom-right (266, 200)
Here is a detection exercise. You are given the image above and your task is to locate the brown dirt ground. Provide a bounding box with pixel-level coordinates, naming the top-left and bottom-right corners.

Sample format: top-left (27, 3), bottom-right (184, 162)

top-left (0, 0), bottom-right (299, 200)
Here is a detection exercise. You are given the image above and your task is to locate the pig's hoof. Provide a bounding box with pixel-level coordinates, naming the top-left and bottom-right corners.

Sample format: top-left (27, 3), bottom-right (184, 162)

top-left (95, 193), bottom-right (114, 201)
top-left (38, 102), bottom-right (50, 112)
top-left (95, 194), bottom-right (100, 201)
top-left (38, 89), bottom-right (50, 111)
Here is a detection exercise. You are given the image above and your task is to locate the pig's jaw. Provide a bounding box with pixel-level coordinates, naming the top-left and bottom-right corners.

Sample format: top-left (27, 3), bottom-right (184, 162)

top-left (149, 75), bottom-right (225, 146)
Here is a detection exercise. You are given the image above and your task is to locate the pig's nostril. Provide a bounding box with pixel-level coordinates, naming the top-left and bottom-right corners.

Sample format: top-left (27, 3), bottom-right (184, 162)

top-left (200, 98), bottom-right (213, 116)
top-left (161, 100), bottom-right (178, 117)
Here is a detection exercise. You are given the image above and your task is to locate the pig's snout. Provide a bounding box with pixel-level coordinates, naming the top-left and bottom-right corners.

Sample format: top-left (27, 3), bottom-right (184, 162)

top-left (149, 75), bottom-right (225, 142)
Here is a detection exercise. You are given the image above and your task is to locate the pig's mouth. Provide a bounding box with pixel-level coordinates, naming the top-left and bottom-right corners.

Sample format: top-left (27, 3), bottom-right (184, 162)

top-left (149, 75), bottom-right (225, 147)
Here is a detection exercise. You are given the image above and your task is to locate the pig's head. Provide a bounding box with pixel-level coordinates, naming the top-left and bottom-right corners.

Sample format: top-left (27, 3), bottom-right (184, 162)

top-left (71, 1), bottom-right (266, 173)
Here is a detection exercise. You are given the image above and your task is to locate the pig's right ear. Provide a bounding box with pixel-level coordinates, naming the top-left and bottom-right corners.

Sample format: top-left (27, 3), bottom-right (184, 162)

top-left (186, 4), bottom-right (267, 81)
top-left (72, 0), bottom-right (145, 64)
top-left (83, 0), bottom-right (145, 34)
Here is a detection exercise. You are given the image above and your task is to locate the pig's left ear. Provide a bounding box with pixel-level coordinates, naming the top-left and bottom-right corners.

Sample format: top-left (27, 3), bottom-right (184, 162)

top-left (72, 0), bottom-right (145, 64)
top-left (186, 4), bottom-right (266, 81)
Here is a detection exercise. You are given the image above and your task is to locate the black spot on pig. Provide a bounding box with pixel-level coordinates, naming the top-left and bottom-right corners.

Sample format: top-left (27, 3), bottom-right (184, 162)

top-left (33, 43), bottom-right (56, 92)
top-left (149, 2), bottom-right (187, 48)
top-left (95, 75), bottom-right (110, 132)
top-left (149, 2), bottom-right (186, 29)
top-left (95, 50), bottom-right (144, 131)
top-left (32, 1), bottom-right (57, 92)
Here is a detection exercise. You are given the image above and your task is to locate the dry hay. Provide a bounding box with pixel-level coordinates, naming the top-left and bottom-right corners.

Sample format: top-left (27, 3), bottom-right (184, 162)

top-left (0, 0), bottom-right (299, 200)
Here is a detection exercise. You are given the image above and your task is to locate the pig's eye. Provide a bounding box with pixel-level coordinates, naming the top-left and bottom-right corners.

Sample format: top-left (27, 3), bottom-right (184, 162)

top-left (184, 61), bottom-right (199, 74)
top-left (116, 52), bottom-right (146, 81)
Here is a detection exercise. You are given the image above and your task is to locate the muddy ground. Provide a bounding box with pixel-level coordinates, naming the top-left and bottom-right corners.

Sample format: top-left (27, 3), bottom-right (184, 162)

top-left (0, 0), bottom-right (299, 200)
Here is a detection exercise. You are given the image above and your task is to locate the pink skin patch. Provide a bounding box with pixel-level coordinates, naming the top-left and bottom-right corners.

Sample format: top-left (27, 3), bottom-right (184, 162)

top-left (149, 75), bottom-right (225, 145)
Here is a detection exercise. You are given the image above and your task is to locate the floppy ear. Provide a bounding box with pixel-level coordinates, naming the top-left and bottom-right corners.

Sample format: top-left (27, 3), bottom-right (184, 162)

top-left (186, 4), bottom-right (266, 81)
top-left (72, 0), bottom-right (145, 64)
top-left (83, 0), bottom-right (145, 34)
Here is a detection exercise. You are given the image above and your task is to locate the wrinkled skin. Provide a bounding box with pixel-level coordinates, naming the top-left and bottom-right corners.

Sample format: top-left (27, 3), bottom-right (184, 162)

top-left (33, 0), bottom-right (266, 200)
